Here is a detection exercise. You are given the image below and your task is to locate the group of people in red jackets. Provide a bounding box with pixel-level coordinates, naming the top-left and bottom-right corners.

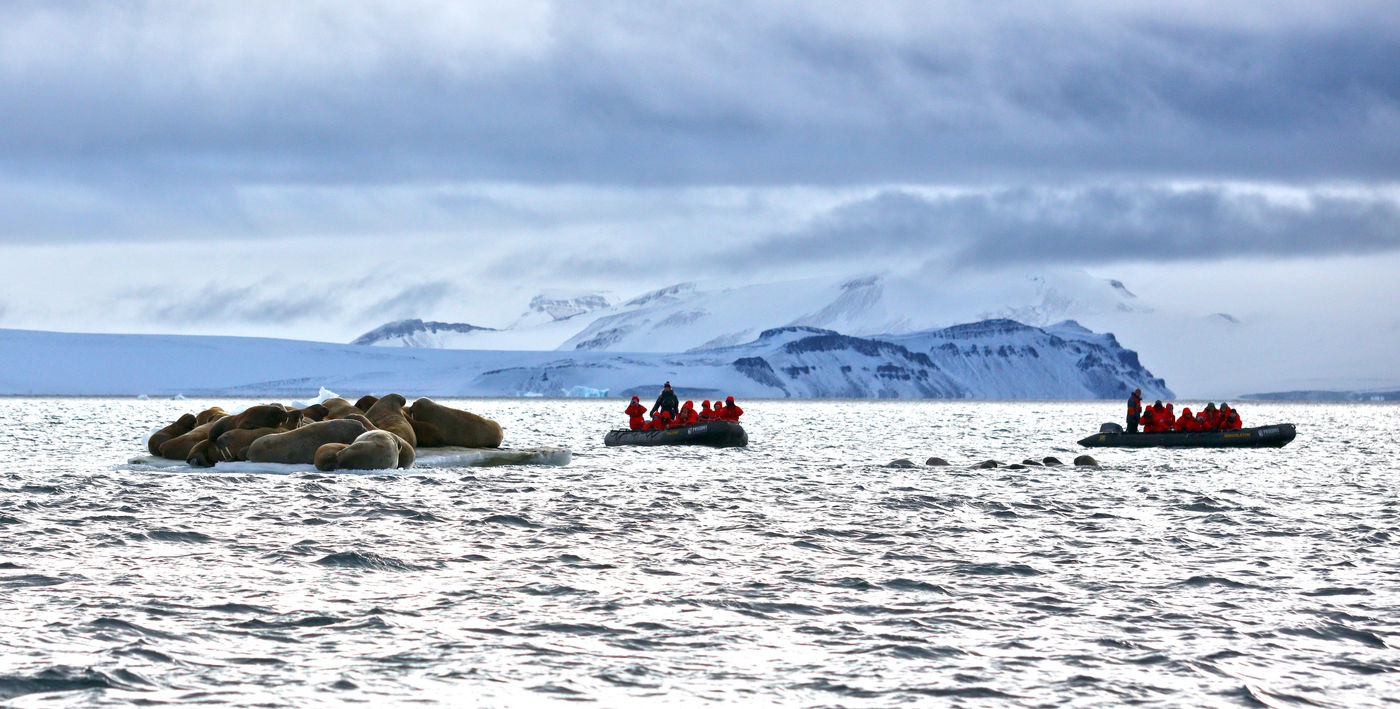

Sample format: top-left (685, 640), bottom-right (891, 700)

top-left (1139, 398), bottom-right (1243, 432)
top-left (624, 382), bottom-right (743, 431)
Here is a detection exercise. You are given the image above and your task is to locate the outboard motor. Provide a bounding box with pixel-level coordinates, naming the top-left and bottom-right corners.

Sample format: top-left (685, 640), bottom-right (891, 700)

top-left (1099, 422), bottom-right (1124, 434)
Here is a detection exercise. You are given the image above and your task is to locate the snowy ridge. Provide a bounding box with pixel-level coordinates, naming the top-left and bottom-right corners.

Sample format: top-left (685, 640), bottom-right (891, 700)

top-left (353, 271), bottom-right (1143, 355)
top-left (0, 319), bottom-right (1169, 399)
top-left (351, 319), bottom-right (494, 347)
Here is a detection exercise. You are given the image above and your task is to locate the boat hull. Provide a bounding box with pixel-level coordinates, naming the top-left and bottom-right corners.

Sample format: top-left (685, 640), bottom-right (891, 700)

top-left (1078, 424), bottom-right (1296, 448)
top-left (605, 420), bottom-right (748, 448)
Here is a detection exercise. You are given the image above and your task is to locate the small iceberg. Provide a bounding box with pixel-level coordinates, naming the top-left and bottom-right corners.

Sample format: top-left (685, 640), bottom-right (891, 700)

top-left (291, 386), bottom-right (340, 409)
top-left (563, 385), bottom-right (609, 398)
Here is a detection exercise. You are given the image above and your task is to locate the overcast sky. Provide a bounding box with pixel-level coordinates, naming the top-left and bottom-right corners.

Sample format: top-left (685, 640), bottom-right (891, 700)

top-left (0, 1), bottom-right (1397, 370)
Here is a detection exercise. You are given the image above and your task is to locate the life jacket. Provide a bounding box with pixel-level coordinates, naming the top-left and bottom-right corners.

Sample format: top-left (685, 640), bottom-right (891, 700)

top-left (1128, 392), bottom-right (1142, 416)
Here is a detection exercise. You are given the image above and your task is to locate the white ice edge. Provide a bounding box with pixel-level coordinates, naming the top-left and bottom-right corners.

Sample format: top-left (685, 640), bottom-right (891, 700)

top-left (124, 446), bottom-right (571, 474)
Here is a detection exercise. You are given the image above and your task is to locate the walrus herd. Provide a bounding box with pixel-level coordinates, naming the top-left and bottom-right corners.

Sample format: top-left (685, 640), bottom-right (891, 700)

top-left (145, 396), bottom-right (504, 472)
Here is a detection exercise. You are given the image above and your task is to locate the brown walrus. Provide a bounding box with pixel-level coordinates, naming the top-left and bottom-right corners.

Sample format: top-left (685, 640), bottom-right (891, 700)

top-left (246, 416), bottom-right (371, 465)
top-left (148, 413), bottom-right (197, 456)
top-left (195, 407), bottom-right (228, 426)
top-left (407, 397), bottom-right (503, 448)
top-left (186, 440), bottom-right (219, 468)
top-left (364, 394), bottom-right (416, 448)
top-left (190, 419), bottom-right (302, 468)
top-left (320, 398), bottom-right (363, 420)
top-left (206, 404), bottom-right (289, 443)
top-left (298, 404), bottom-right (329, 422)
top-left (313, 430), bottom-right (414, 471)
top-left (157, 418), bottom-right (227, 460)
top-left (215, 425), bottom-right (291, 462)
top-left (354, 395), bottom-right (379, 413)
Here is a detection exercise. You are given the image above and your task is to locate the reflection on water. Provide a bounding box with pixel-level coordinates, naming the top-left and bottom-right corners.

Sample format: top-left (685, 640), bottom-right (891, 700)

top-left (1, 398), bottom-right (1397, 707)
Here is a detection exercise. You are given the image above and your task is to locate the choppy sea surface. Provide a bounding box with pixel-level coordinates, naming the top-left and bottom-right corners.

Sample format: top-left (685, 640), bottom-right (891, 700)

top-left (1, 398), bottom-right (1397, 707)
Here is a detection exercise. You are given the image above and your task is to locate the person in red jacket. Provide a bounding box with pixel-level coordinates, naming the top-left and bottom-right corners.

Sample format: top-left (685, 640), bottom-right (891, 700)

top-left (678, 401), bottom-right (698, 425)
top-left (647, 411), bottom-right (671, 430)
top-left (1163, 403), bottom-right (1175, 431)
top-left (1202, 403), bottom-right (1220, 429)
top-left (625, 396), bottom-right (647, 430)
top-left (1225, 410), bottom-right (1243, 429)
top-left (1141, 405), bottom-right (1159, 432)
top-left (1177, 407), bottom-right (1196, 431)
top-left (719, 396), bottom-right (743, 422)
top-left (698, 400), bottom-right (713, 421)
top-left (1218, 403), bottom-right (1233, 428)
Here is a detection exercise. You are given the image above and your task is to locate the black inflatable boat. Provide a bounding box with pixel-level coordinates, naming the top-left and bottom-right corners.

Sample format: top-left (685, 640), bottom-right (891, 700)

top-left (604, 420), bottom-right (748, 448)
top-left (1079, 423), bottom-right (1296, 448)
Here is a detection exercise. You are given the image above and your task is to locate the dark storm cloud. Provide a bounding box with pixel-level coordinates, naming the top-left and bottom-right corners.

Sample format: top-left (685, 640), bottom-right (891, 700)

top-left (0, 1), bottom-right (1397, 189)
top-left (356, 281), bottom-right (457, 323)
top-left (146, 284), bottom-right (344, 325)
top-left (753, 186), bottom-right (1400, 266)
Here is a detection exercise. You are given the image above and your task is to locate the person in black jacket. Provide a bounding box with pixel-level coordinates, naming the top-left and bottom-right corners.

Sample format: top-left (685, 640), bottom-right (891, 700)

top-left (1126, 388), bottom-right (1143, 433)
top-left (651, 382), bottom-right (680, 417)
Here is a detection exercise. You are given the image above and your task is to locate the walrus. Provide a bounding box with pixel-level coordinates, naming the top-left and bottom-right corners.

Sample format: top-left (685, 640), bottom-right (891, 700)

top-left (407, 397), bottom-right (502, 448)
top-left (215, 426), bottom-right (290, 462)
top-left (298, 404), bottom-right (329, 422)
top-left (206, 404), bottom-right (289, 443)
top-left (314, 430), bottom-right (413, 472)
top-left (148, 413), bottom-right (197, 456)
top-left (194, 407), bottom-right (228, 426)
top-left (320, 398), bottom-right (363, 420)
top-left (365, 394), bottom-right (416, 448)
top-left (157, 418), bottom-right (227, 460)
top-left (354, 395), bottom-right (379, 413)
top-left (246, 416), bottom-right (371, 465)
top-left (186, 439), bottom-right (219, 467)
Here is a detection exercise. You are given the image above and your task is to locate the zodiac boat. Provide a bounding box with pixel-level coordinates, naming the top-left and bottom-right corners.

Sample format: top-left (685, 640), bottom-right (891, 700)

top-left (1078, 423), bottom-right (1296, 448)
top-left (604, 420), bottom-right (748, 448)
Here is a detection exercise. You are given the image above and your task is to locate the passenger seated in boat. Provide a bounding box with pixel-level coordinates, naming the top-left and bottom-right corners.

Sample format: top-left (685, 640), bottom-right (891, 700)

top-left (647, 411), bottom-right (672, 430)
top-left (625, 396), bottom-right (647, 430)
top-left (1202, 403), bottom-right (1220, 429)
top-left (1177, 407), bottom-right (1198, 431)
top-left (1162, 403), bottom-right (1175, 431)
top-left (677, 401), bottom-right (698, 426)
top-left (1140, 406), bottom-right (1159, 432)
top-left (698, 400), bottom-right (714, 422)
top-left (1144, 401), bottom-right (1173, 432)
top-left (719, 396), bottom-right (743, 422)
top-left (1220, 404), bottom-right (1242, 430)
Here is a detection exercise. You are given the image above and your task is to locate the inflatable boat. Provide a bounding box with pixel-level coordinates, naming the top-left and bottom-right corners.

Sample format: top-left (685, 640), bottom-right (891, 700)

top-left (604, 420), bottom-right (748, 448)
top-left (1079, 423), bottom-right (1296, 448)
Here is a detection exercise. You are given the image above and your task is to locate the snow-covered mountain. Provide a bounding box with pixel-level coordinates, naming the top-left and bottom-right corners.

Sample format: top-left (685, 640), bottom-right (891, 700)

top-left (353, 270), bottom-right (1142, 355)
top-left (351, 319), bottom-right (495, 347)
top-left (0, 318), bottom-right (1169, 399)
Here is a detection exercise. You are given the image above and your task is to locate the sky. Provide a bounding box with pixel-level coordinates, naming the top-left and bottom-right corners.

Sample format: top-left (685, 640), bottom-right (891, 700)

top-left (0, 1), bottom-right (1397, 391)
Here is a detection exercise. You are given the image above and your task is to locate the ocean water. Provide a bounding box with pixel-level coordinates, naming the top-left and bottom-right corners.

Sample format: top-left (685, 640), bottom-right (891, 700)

top-left (1, 398), bottom-right (1396, 707)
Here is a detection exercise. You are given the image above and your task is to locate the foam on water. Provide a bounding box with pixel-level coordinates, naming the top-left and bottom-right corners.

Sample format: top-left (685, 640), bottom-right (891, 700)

top-left (0, 397), bottom-right (1397, 707)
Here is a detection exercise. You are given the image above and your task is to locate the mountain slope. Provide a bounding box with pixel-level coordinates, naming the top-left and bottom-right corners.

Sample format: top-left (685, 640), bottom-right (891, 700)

top-left (0, 318), bottom-right (1168, 400)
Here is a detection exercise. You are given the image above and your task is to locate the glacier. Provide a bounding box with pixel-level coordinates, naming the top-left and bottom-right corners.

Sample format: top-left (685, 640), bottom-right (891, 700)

top-left (0, 318), bottom-right (1170, 399)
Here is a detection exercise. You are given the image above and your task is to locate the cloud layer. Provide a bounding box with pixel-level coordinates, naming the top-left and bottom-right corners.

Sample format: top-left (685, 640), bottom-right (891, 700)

top-left (1, 1), bottom-right (1397, 187)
